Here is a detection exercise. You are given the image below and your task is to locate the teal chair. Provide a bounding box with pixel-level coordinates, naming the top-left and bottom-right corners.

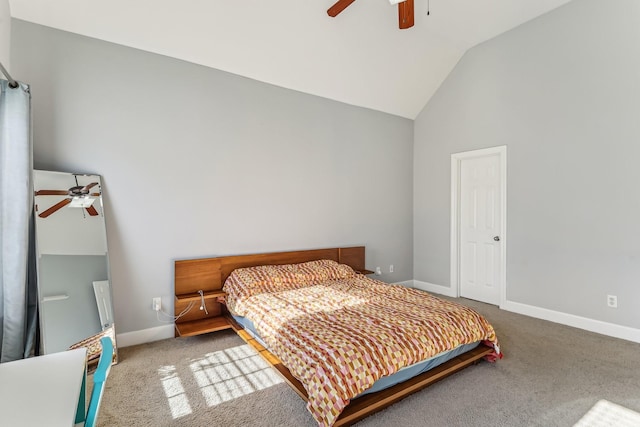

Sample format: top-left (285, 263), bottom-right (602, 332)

top-left (81, 337), bottom-right (113, 427)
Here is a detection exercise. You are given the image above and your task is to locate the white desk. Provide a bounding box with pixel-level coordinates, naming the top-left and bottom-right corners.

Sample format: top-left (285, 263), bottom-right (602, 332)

top-left (0, 348), bottom-right (87, 427)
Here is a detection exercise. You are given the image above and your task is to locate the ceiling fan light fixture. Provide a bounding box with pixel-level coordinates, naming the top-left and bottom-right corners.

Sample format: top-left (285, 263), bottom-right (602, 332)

top-left (69, 196), bottom-right (96, 208)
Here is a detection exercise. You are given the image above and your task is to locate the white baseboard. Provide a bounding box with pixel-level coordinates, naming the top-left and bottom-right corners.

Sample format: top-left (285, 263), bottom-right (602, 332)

top-left (501, 300), bottom-right (640, 344)
top-left (412, 280), bottom-right (457, 297)
top-left (116, 324), bottom-right (174, 348)
top-left (412, 279), bottom-right (640, 344)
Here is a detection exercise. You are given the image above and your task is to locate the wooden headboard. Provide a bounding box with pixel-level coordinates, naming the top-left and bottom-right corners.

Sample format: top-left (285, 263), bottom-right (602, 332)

top-left (174, 246), bottom-right (365, 295)
top-left (173, 246), bottom-right (366, 337)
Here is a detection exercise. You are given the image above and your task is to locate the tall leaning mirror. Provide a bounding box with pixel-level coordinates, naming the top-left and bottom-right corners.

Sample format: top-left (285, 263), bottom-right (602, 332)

top-left (33, 170), bottom-right (117, 365)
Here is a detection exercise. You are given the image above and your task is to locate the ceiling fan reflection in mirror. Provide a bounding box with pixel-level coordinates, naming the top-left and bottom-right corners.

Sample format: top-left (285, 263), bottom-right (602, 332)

top-left (328, 0), bottom-right (415, 29)
top-left (35, 180), bottom-right (101, 218)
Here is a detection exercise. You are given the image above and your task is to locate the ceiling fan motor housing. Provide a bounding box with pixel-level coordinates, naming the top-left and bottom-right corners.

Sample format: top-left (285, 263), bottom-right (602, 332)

top-left (69, 185), bottom-right (89, 196)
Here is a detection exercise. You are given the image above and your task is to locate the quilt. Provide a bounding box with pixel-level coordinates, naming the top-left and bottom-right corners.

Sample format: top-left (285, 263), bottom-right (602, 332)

top-left (223, 260), bottom-right (501, 426)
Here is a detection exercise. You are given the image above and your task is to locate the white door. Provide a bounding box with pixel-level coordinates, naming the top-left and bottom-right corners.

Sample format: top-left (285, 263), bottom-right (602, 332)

top-left (458, 153), bottom-right (502, 305)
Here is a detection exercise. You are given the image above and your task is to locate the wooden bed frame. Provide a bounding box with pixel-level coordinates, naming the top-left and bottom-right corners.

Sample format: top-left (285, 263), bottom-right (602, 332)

top-left (174, 246), bottom-right (493, 426)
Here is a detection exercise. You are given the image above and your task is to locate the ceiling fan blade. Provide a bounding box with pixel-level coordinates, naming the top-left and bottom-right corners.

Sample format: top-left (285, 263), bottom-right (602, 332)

top-left (35, 190), bottom-right (69, 196)
top-left (327, 0), bottom-right (357, 17)
top-left (39, 198), bottom-right (71, 218)
top-left (83, 182), bottom-right (99, 192)
top-left (85, 205), bottom-right (99, 216)
top-left (398, 0), bottom-right (414, 29)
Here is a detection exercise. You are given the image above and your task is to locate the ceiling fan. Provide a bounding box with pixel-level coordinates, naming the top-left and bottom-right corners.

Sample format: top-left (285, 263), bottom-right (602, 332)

top-left (35, 182), bottom-right (100, 218)
top-left (328, 0), bottom-right (414, 29)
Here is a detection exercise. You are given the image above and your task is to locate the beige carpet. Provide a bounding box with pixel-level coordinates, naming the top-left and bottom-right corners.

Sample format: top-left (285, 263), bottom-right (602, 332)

top-left (96, 298), bottom-right (640, 426)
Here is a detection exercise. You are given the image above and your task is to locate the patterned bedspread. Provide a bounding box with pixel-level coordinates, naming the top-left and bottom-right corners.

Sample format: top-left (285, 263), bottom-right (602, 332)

top-left (223, 260), bottom-right (501, 427)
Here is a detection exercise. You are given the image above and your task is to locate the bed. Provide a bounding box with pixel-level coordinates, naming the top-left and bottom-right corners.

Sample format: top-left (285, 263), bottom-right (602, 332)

top-left (174, 247), bottom-right (501, 426)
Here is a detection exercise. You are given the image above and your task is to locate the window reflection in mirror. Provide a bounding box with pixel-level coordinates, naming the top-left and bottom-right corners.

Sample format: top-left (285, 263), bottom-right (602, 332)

top-left (33, 170), bottom-right (117, 364)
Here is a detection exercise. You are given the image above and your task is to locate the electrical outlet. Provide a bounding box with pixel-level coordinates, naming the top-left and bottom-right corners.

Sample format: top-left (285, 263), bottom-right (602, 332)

top-left (375, 267), bottom-right (382, 276)
top-left (152, 297), bottom-right (161, 311)
top-left (607, 295), bottom-right (617, 308)
top-left (389, 264), bottom-right (394, 273)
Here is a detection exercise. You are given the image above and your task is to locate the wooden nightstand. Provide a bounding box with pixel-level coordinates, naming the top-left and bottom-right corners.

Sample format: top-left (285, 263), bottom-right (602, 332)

top-left (174, 259), bottom-right (233, 337)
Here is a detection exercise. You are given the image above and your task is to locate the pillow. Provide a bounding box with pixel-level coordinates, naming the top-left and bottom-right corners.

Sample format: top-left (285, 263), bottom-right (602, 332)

top-left (223, 259), bottom-right (355, 303)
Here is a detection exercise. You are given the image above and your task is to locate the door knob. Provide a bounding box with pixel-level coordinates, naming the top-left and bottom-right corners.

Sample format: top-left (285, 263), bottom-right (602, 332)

top-left (493, 236), bottom-right (500, 241)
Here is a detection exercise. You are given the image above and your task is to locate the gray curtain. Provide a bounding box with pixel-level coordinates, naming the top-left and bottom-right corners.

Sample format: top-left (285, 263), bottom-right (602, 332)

top-left (0, 79), bottom-right (37, 362)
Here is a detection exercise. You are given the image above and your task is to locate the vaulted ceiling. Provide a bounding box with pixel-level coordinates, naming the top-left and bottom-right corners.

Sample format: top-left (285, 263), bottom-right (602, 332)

top-left (9, 0), bottom-right (572, 118)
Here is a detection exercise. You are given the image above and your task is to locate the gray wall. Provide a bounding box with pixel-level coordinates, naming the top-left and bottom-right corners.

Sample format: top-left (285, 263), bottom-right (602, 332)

top-left (11, 20), bottom-right (414, 334)
top-left (414, 0), bottom-right (640, 329)
top-left (0, 0), bottom-right (8, 68)
top-left (39, 255), bottom-right (106, 353)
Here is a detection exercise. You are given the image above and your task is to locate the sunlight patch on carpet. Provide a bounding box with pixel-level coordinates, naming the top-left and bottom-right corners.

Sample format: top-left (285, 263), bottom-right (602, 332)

top-left (158, 365), bottom-right (193, 419)
top-left (574, 400), bottom-right (640, 427)
top-left (190, 344), bottom-right (284, 407)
